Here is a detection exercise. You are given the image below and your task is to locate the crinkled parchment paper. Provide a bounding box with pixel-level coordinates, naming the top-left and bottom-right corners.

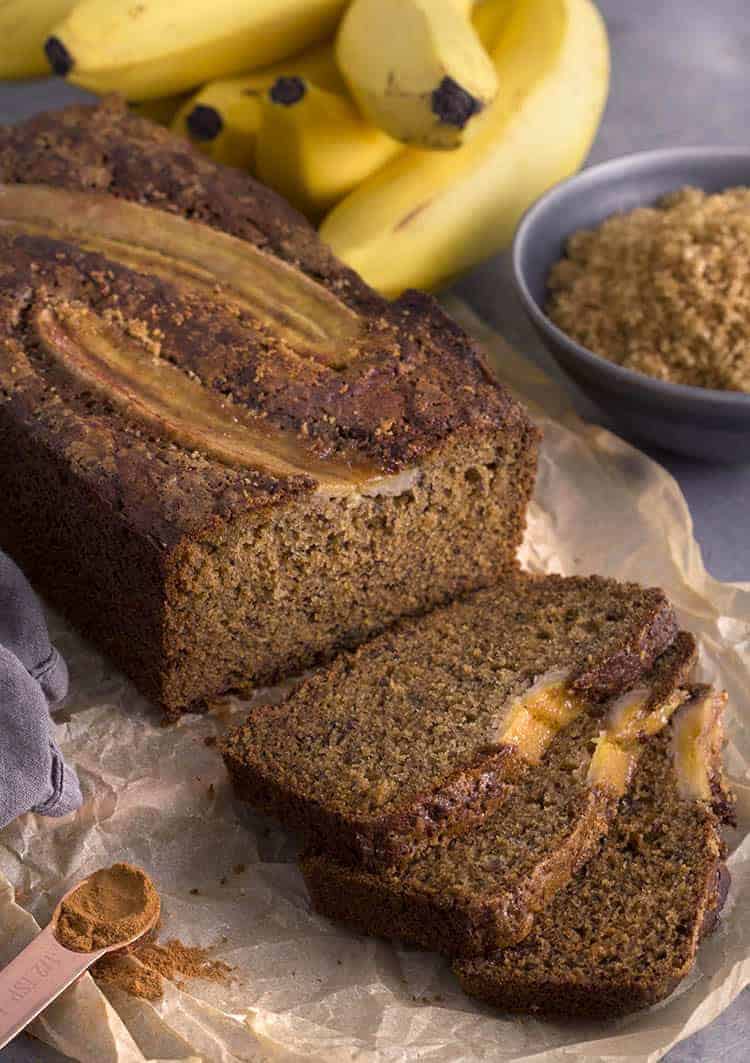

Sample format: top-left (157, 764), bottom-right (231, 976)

top-left (1, 298), bottom-right (748, 1063)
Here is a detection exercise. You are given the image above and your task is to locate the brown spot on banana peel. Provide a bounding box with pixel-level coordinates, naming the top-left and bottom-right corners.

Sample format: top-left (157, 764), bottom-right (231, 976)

top-left (394, 200), bottom-right (434, 232)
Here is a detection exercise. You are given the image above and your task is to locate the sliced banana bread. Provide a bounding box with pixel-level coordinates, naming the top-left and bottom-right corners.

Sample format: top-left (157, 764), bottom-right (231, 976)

top-left (222, 573), bottom-right (678, 867)
top-left (0, 98), bottom-right (538, 717)
top-left (454, 687), bottom-right (735, 1017)
top-left (301, 633), bottom-right (696, 956)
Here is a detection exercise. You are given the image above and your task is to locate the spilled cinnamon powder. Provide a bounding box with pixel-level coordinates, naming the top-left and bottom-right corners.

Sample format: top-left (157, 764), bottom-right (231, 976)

top-left (92, 936), bottom-right (232, 1001)
top-left (54, 863), bottom-right (160, 953)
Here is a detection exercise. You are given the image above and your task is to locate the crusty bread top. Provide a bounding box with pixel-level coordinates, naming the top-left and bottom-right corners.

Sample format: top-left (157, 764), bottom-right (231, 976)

top-left (0, 98), bottom-right (535, 546)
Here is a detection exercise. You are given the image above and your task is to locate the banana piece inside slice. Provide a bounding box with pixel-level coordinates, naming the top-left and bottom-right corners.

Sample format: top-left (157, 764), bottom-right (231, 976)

top-left (671, 689), bottom-right (728, 803)
top-left (588, 683), bottom-right (690, 797)
top-left (497, 670), bottom-right (588, 766)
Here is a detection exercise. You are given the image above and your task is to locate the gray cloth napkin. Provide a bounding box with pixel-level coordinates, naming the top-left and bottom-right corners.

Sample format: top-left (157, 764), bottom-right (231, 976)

top-left (0, 550), bottom-right (82, 828)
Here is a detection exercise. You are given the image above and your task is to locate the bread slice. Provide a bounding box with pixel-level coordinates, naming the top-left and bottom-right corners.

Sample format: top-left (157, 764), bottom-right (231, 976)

top-left (0, 98), bottom-right (538, 717)
top-left (222, 573), bottom-right (678, 867)
top-left (301, 634), bottom-right (696, 955)
top-left (454, 687), bottom-right (735, 1017)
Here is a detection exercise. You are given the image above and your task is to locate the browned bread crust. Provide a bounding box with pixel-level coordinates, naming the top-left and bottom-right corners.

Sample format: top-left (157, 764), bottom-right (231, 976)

top-left (222, 573), bottom-right (679, 867)
top-left (0, 99), bottom-right (539, 715)
top-left (0, 98), bottom-right (533, 532)
top-left (300, 633), bottom-right (697, 956)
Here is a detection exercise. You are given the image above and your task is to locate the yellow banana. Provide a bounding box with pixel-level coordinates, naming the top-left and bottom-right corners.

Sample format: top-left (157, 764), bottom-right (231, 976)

top-left (255, 78), bottom-right (401, 220)
top-left (472, 0), bottom-right (516, 49)
top-left (171, 44), bottom-right (343, 171)
top-left (320, 0), bottom-right (610, 297)
top-left (336, 0), bottom-right (499, 150)
top-left (0, 0), bottom-right (76, 78)
top-left (44, 0), bottom-right (347, 100)
top-left (130, 96), bottom-right (189, 127)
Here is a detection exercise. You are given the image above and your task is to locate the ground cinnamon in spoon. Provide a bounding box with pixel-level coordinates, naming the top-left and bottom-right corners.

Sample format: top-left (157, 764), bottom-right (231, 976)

top-left (54, 863), bottom-right (160, 952)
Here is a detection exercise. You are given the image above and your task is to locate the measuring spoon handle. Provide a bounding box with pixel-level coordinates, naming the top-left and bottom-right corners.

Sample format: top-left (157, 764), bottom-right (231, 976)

top-left (0, 924), bottom-right (102, 1049)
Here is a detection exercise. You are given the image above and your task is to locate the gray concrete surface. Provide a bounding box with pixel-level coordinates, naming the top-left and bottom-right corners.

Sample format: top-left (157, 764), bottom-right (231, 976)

top-left (0, 0), bottom-right (748, 1058)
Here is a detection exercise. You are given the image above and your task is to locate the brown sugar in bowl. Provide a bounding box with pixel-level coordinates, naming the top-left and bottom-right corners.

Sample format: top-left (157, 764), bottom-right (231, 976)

top-left (513, 147), bottom-right (750, 463)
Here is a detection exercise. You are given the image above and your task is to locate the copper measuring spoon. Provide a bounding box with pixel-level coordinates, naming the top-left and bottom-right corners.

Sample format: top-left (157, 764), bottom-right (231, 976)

top-left (0, 873), bottom-right (161, 1049)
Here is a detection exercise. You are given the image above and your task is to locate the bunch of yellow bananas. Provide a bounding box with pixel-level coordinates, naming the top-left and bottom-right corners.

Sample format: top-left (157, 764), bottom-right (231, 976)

top-left (2, 0), bottom-right (609, 296)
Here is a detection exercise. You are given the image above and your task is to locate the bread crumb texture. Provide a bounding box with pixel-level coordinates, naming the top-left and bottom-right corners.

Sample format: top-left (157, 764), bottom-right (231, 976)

top-left (547, 186), bottom-right (750, 391)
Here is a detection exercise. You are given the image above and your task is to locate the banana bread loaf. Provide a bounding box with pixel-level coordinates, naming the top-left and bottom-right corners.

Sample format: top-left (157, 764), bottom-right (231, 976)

top-left (0, 98), bottom-right (538, 717)
top-left (222, 573), bottom-right (678, 867)
top-left (454, 687), bottom-right (735, 1017)
top-left (301, 633), bottom-right (696, 955)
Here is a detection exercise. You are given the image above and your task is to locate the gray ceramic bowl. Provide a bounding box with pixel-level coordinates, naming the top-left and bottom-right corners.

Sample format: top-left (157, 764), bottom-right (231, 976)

top-left (512, 147), bottom-right (750, 463)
